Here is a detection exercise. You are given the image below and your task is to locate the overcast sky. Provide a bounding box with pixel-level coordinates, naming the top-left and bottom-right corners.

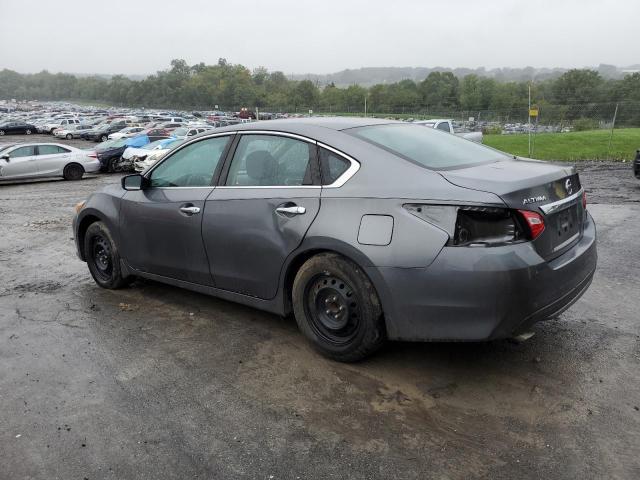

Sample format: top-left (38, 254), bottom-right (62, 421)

top-left (1, 0), bottom-right (638, 75)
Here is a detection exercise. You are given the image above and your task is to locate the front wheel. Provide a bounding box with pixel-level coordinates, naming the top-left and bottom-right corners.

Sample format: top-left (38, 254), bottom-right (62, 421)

top-left (84, 221), bottom-right (131, 289)
top-left (25, 129), bottom-right (31, 135)
top-left (0, 130), bottom-right (4, 136)
top-left (292, 253), bottom-right (386, 362)
top-left (101, 134), bottom-right (108, 142)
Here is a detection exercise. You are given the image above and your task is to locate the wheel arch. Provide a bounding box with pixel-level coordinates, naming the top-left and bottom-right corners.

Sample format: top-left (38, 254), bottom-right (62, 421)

top-left (280, 238), bottom-right (393, 336)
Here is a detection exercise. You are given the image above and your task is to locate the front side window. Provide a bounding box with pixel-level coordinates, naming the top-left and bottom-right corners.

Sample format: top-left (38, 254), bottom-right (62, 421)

top-left (348, 124), bottom-right (508, 170)
top-left (10, 146), bottom-right (36, 158)
top-left (319, 148), bottom-right (350, 185)
top-left (149, 136), bottom-right (230, 188)
top-left (436, 122), bottom-right (450, 132)
top-left (226, 134), bottom-right (314, 186)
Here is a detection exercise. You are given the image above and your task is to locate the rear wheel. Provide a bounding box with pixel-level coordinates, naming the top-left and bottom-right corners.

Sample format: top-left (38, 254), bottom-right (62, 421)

top-left (0, 130), bottom-right (4, 136)
top-left (292, 253), bottom-right (386, 362)
top-left (84, 221), bottom-right (131, 289)
top-left (66, 133), bottom-right (73, 139)
top-left (101, 134), bottom-right (108, 142)
top-left (63, 163), bottom-right (84, 181)
top-left (25, 129), bottom-right (31, 135)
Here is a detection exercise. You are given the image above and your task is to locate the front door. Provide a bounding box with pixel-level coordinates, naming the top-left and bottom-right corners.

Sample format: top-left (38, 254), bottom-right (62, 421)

top-left (203, 133), bottom-right (321, 299)
top-left (119, 134), bottom-right (233, 285)
top-left (0, 145), bottom-right (38, 179)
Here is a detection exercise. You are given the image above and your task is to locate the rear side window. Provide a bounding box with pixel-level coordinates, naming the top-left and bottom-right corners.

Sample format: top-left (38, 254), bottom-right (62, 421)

top-left (38, 145), bottom-right (69, 155)
top-left (348, 124), bottom-right (507, 170)
top-left (149, 136), bottom-right (230, 187)
top-left (319, 148), bottom-right (350, 185)
top-left (225, 134), bottom-right (314, 186)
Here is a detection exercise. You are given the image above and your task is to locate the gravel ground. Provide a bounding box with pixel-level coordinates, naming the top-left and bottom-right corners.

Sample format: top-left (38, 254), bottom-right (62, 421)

top-left (1, 134), bottom-right (639, 479)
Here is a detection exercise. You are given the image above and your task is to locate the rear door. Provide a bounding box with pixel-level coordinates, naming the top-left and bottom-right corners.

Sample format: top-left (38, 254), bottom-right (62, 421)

top-left (0, 145), bottom-right (38, 179)
top-left (35, 144), bottom-right (71, 176)
top-left (203, 132), bottom-right (321, 299)
top-left (119, 134), bottom-right (233, 285)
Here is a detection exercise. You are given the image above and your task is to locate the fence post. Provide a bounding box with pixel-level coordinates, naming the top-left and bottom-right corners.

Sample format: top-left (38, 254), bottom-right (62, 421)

top-left (607, 103), bottom-right (619, 160)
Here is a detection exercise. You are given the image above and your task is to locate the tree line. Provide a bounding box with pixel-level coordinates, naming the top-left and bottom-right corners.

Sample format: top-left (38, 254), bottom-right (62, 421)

top-left (1, 58), bottom-right (639, 124)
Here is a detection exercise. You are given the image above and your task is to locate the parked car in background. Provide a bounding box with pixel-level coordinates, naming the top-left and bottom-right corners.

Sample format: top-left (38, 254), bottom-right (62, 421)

top-left (96, 134), bottom-right (159, 172)
top-left (170, 126), bottom-right (213, 139)
top-left (122, 137), bottom-right (175, 162)
top-left (633, 150), bottom-right (640, 179)
top-left (108, 126), bottom-right (145, 140)
top-left (413, 119), bottom-right (483, 143)
top-left (73, 118), bottom-right (596, 361)
top-left (0, 143), bottom-right (99, 181)
top-left (132, 138), bottom-right (183, 172)
top-left (54, 124), bottom-right (95, 139)
top-left (0, 121), bottom-right (37, 136)
top-left (82, 124), bottom-right (126, 142)
top-left (43, 118), bottom-right (81, 133)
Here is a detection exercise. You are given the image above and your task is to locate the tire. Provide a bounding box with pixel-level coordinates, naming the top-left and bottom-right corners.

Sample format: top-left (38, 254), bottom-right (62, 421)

top-left (84, 221), bottom-right (131, 289)
top-left (107, 157), bottom-right (120, 173)
top-left (292, 252), bottom-right (386, 362)
top-left (66, 133), bottom-right (73, 139)
top-left (25, 129), bottom-right (31, 135)
top-left (101, 134), bottom-right (108, 142)
top-left (63, 163), bottom-right (84, 181)
top-left (0, 130), bottom-right (4, 136)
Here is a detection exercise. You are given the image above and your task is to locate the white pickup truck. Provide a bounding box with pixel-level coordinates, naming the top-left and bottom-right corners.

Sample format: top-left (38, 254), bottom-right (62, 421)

top-left (413, 119), bottom-right (483, 143)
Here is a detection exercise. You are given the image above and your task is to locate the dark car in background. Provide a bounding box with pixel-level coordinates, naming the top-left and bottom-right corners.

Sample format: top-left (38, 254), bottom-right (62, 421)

top-left (634, 150), bottom-right (640, 179)
top-left (82, 123), bottom-right (127, 142)
top-left (95, 138), bottom-right (129, 171)
top-left (0, 121), bottom-right (37, 135)
top-left (73, 118), bottom-right (597, 361)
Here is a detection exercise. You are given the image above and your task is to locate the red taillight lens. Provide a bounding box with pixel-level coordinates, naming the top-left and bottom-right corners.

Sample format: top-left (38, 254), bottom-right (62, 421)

top-left (88, 152), bottom-right (97, 158)
top-left (582, 190), bottom-right (587, 210)
top-left (518, 210), bottom-right (545, 240)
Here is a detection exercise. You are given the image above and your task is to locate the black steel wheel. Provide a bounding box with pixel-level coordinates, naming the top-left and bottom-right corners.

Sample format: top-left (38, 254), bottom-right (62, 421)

top-left (292, 252), bottom-right (385, 362)
top-left (305, 274), bottom-right (360, 345)
top-left (83, 221), bottom-right (131, 289)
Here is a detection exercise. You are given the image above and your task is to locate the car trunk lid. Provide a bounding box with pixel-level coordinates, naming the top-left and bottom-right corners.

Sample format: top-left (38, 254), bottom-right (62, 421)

top-left (439, 158), bottom-right (586, 260)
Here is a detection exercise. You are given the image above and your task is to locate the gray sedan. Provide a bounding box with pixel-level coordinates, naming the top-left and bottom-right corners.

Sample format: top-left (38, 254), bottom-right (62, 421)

top-left (73, 118), bottom-right (597, 361)
top-left (0, 142), bottom-right (101, 181)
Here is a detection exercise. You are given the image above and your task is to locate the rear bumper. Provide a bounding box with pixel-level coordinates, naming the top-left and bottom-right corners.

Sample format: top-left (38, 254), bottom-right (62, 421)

top-left (84, 159), bottom-right (101, 173)
top-left (370, 211), bottom-right (597, 341)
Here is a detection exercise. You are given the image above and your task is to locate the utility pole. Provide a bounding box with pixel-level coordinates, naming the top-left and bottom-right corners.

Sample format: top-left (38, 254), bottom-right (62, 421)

top-left (528, 83), bottom-right (532, 157)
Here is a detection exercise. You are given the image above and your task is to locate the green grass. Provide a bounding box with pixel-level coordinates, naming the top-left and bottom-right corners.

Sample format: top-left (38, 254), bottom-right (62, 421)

top-left (484, 128), bottom-right (640, 161)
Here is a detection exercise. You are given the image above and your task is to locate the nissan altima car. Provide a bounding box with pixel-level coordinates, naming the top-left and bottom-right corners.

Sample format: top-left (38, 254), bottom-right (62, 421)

top-left (1, 142), bottom-right (100, 181)
top-left (73, 118), bottom-right (597, 361)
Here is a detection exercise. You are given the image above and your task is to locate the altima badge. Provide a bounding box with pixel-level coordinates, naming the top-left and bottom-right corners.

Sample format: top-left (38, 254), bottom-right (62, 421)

top-left (523, 195), bottom-right (547, 205)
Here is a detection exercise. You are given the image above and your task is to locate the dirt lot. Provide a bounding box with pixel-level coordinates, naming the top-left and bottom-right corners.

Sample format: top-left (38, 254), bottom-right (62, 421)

top-left (1, 135), bottom-right (639, 479)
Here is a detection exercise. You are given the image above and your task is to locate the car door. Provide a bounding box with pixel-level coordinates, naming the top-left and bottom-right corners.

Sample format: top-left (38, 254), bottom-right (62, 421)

top-left (36, 144), bottom-right (70, 176)
top-left (119, 134), bottom-right (233, 285)
top-left (203, 132), bottom-right (321, 299)
top-left (0, 145), bottom-right (38, 179)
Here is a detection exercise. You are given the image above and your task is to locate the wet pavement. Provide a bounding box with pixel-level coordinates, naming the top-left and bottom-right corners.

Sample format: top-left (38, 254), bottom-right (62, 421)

top-left (1, 137), bottom-right (639, 479)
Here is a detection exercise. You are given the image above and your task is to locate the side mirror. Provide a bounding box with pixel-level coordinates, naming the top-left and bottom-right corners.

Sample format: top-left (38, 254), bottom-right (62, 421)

top-left (0, 154), bottom-right (9, 162)
top-left (122, 174), bottom-right (145, 191)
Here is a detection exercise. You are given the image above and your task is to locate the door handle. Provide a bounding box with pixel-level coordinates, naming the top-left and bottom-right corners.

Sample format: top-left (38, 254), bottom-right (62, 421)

top-left (179, 206), bottom-right (201, 215)
top-left (276, 205), bottom-right (306, 215)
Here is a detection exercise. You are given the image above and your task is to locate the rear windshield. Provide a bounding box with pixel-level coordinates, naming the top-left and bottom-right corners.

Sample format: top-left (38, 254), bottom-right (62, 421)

top-left (348, 123), bottom-right (507, 170)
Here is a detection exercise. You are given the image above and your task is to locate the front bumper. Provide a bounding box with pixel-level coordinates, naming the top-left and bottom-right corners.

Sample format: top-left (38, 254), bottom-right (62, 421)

top-left (370, 211), bottom-right (597, 341)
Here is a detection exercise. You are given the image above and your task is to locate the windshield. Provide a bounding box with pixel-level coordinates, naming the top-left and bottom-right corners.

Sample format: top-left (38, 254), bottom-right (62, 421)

top-left (143, 139), bottom-right (167, 150)
top-left (348, 123), bottom-right (507, 170)
top-left (172, 127), bottom-right (188, 136)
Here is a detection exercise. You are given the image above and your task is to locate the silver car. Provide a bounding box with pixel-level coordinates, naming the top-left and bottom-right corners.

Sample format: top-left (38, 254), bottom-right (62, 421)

top-left (0, 143), bottom-right (101, 181)
top-left (73, 118), bottom-right (597, 361)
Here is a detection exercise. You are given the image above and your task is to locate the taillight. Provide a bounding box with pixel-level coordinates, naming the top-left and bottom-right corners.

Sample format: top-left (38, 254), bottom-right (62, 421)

top-left (518, 210), bottom-right (545, 240)
top-left (87, 152), bottom-right (97, 158)
top-left (582, 190), bottom-right (587, 210)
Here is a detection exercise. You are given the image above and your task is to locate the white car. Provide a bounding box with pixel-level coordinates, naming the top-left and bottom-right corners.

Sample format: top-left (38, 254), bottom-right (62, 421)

top-left (133, 138), bottom-right (184, 172)
top-left (121, 137), bottom-right (175, 161)
top-left (170, 126), bottom-right (213, 139)
top-left (43, 118), bottom-right (81, 134)
top-left (54, 124), bottom-right (94, 139)
top-left (0, 143), bottom-right (100, 181)
top-left (107, 126), bottom-right (145, 140)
